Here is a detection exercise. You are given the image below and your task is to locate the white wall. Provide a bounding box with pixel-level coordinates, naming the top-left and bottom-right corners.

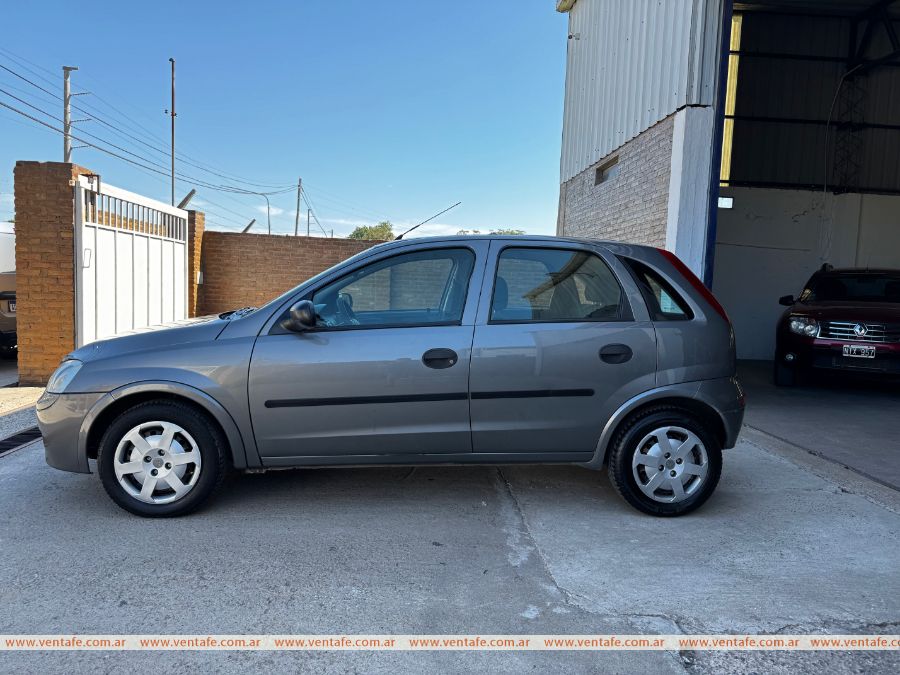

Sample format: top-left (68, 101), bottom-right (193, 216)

top-left (666, 106), bottom-right (716, 277)
top-left (712, 187), bottom-right (900, 360)
top-left (0, 223), bottom-right (14, 273)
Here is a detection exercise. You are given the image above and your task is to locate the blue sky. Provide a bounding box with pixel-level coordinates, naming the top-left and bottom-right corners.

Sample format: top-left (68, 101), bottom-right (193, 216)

top-left (1, 1), bottom-right (567, 237)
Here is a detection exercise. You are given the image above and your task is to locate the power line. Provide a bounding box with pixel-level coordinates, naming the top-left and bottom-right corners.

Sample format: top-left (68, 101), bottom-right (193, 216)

top-left (0, 56), bottom-right (297, 192)
top-left (0, 49), bottom-right (296, 190)
top-left (0, 53), bottom-right (389, 233)
top-left (301, 188), bottom-right (330, 236)
top-left (0, 92), bottom-right (300, 202)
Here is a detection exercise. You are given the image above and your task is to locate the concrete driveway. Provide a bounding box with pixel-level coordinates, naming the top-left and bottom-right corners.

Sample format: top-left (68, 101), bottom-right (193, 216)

top-left (739, 361), bottom-right (900, 490)
top-left (1, 427), bottom-right (898, 673)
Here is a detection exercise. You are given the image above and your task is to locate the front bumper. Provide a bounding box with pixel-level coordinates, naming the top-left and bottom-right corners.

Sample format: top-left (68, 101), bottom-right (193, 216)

top-left (36, 392), bottom-right (107, 473)
top-left (778, 336), bottom-right (900, 376)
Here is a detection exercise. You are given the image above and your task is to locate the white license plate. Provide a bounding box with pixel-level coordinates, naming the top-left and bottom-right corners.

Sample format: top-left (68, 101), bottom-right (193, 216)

top-left (7, 301), bottom-right (14, 312)
top-left (843, 344), bottom-right (875, 358)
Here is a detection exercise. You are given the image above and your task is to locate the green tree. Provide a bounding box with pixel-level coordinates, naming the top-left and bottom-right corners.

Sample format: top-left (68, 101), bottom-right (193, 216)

top-left (348, 221), bottom-right (394, 241)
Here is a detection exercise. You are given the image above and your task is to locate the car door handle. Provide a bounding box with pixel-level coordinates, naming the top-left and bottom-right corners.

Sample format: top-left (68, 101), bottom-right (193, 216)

top-left (599, 343), bottom-right (633, 364)
top-left (422, 348), bottom-right (459, 369)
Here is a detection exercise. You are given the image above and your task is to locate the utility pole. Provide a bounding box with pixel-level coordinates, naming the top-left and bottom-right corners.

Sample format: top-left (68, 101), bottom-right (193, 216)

top-left (263, 194), bottom-right (271, 234)
top-left (294, 178), bottom-right (302, 236)
top-left (307, 208), bottom-right (311, 237)
top-left (62, 66), bottom-right (78, 162)
top-left (167, 58), bottom-right (176, 205)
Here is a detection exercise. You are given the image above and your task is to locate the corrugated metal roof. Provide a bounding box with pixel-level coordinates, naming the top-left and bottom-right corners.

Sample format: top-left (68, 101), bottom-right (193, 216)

top-left (728, 11), bottom-right (900, 192)
top-left (559, 0), bottom-right (723, 182)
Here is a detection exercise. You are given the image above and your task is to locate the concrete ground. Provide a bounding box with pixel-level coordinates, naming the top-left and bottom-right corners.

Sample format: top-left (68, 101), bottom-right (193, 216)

top-left (0, 359), bottom-right (18, 387)
top-left (0, 411), bottom-right (898, 673)
top-left (739, 360), bottom-right (900, 490)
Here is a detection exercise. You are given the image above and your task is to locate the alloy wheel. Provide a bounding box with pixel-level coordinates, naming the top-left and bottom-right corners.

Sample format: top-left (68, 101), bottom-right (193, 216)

top-left (113, 421), bottom-right (202, 504)
top-left (631, 425), bottom-right (709, 503)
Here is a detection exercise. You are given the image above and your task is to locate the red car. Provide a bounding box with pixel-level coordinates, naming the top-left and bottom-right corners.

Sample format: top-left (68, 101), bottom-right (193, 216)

top-left (774, 266), bottom-right (900, 386)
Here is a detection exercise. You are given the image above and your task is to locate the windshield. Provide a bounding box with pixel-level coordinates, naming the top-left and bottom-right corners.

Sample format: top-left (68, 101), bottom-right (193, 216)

top-left (802, 273), bottom-right (900, 303)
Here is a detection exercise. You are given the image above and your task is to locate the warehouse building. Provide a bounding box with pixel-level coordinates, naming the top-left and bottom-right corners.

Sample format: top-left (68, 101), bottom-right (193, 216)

top-left (556, 0), bottom-right (900, 358)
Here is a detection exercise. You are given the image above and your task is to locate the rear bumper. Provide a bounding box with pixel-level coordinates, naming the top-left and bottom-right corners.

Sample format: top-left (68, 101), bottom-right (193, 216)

top-left (696, 376), bottom-right (745, 449)
top-left (36, 392), bottom-right (106, 473)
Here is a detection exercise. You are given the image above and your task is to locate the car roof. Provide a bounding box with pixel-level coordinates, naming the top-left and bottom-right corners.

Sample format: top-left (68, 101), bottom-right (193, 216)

top-left (377, 234), bottom-right (651, 250)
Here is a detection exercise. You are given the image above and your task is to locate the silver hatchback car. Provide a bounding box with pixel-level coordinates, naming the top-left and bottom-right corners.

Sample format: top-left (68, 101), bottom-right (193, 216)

top-left (38, 236), bottom-right (744, 517)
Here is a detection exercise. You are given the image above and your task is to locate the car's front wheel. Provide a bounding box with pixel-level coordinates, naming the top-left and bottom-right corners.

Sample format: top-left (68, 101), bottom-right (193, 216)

top-left (97, 400), bottom-right (228, 517)
top-left (606, 406), bottom-right (722, 516)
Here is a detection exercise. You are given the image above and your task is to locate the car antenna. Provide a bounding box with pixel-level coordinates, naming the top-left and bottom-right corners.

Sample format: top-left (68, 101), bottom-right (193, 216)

top-left (395, 201), bottom-right (462, 240)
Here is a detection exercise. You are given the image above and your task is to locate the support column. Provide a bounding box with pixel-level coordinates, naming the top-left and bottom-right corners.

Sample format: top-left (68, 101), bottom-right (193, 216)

top-left (14, 161), bottom-right (91, 385)
top-left (665, 106), bottom-right (716, 280)
top-left (186, 210), bottom-right (205, 317)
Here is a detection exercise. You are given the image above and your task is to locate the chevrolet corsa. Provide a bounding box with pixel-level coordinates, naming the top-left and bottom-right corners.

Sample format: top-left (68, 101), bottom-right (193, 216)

top-left (37, 236), bottom-right (744, 517)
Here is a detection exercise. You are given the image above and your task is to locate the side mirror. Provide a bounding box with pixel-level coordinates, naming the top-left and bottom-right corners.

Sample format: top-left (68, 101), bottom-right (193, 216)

top-left (283, 300), bottom-right (317, 332)
top-left (778, 295), bottom-right (795, 306)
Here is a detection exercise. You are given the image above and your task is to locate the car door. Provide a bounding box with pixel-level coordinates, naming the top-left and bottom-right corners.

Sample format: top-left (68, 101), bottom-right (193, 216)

top-left (248, 241), bottom-right (487, 463)
top-left (469, 241), bottom-right (657, 456)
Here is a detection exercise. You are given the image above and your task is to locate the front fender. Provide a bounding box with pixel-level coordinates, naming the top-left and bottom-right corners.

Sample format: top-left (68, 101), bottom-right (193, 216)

top-left (78, 381), bottom-right (255, 470)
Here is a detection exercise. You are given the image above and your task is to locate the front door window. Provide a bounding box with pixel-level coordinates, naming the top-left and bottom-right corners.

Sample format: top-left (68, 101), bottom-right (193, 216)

top-left (312, 248), bottom-right (475, 328)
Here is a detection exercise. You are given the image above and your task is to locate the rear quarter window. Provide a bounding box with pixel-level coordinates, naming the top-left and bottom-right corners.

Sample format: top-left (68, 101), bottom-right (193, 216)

top-left (620, 257), bottom-right (693, 321)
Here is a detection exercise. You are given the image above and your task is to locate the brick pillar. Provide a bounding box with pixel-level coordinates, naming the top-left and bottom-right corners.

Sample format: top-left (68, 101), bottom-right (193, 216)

top-left (14, 161), bottom-right (92, 385)
top-left (186, 210), bottom-right (205, 317)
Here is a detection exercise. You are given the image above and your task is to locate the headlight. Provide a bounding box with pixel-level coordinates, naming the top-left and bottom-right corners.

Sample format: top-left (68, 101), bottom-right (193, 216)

top-left (788, 316), bottom-right (819, 337)
top-left (46, 359), bottom-right (83, 393)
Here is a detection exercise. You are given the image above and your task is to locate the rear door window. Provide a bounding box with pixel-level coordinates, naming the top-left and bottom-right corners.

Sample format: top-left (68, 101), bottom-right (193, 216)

top-left (490, 247), bottom-right (628, 323)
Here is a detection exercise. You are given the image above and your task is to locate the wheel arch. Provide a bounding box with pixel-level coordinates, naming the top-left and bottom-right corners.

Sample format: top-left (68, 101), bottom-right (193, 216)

top-left (584, 385), bottom-right (729, 469)
top-left (81, 382), bottom-right (249, 470)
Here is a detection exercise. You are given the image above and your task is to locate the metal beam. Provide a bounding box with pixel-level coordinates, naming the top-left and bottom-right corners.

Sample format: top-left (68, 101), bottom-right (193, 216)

top-left (730, 48), bottom-right (900, 66)
top-left (726, 114), bottom-right (900, 131)
top-left (722, 179), bottom-right (900, 195)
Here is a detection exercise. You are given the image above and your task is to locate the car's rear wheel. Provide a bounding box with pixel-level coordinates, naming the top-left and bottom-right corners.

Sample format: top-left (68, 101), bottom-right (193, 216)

top-left (97, 400), bottom-right (228, 517)
top-left (606, 406), bottom-right (722, 516)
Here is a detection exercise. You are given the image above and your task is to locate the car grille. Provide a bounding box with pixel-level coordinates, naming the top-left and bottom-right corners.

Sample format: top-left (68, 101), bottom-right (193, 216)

top-left (821, 321), bottom-right (900, 343)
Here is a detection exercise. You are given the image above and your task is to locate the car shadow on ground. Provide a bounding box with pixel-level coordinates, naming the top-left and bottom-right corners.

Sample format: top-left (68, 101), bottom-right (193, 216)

top-left (206, 463), bottom-right (629, 516)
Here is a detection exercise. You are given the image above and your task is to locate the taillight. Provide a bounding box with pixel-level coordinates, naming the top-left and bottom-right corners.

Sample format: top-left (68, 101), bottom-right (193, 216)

top-left (657, 248), bottom-right (730, 323)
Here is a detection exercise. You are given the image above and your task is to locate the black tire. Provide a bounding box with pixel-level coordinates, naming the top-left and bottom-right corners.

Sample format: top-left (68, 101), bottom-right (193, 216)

top-left (97, 399), bottom-right (229, 517)
top-left (606, 406), bottom-right (722, 517)
top-left (773, 359), bottom-right (796, 387)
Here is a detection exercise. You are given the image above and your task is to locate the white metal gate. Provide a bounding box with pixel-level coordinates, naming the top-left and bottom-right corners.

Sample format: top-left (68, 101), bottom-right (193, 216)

top-left (74, 175), bottom-right (189, 347)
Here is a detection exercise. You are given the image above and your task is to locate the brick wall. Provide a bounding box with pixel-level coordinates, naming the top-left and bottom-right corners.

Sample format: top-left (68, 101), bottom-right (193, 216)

top-left (196, 232), bottom-right (379, 315)
top-left (557, 114), bottom-right (674, 247)
top-left (186, 211), bottom-right (204, 317)
top-left (14, 161), bottom-right (91, 385)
